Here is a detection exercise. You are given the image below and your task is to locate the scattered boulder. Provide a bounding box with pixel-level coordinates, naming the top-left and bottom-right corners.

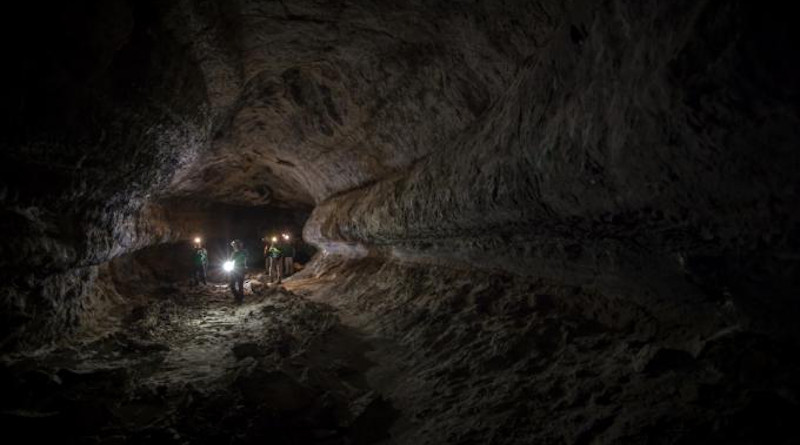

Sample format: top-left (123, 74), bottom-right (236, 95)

top-left (232, 342), bottom-right (266, 360)
top-left (637, 347), bottom-right (696, 376)
top-left (347, 391), bottom-right (399, 445)
top-left (234, 369), bottom-right (316, 412)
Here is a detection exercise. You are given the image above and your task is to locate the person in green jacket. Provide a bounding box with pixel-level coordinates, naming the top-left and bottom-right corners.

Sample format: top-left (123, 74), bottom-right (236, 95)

top-left (228, 239), bottom-right (247, 301)
top-left (192, 242), bottom-right (208, 285)
top-left (265, 236), bottom-right (284, 284)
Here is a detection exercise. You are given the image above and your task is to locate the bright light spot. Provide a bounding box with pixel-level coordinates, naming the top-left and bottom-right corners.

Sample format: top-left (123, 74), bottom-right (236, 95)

top-left (194, 237), bottom-right (202, 244)
top-left (271, 236), bottom-right (278, 243)
top-left (282, 233), bottom-right (290, 240)
top-left (223, 261), bottom-right (234, 272)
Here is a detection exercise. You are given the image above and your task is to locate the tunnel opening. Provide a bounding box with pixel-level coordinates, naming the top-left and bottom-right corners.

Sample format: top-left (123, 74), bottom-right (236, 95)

top-left (75, 197), bottom-right (319, 296)
top-left (0, 200), bottom-right (392, 444)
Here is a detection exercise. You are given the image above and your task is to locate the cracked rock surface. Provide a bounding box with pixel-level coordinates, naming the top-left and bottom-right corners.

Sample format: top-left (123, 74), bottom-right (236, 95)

top-left (1, 0), bottom-right (800, 443)
top-left (1, 278), bottom-right (403, 444)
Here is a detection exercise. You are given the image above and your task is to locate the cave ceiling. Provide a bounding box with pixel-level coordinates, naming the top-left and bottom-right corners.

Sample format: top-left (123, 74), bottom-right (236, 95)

top-left (162, 0), bottom-right (561, 207)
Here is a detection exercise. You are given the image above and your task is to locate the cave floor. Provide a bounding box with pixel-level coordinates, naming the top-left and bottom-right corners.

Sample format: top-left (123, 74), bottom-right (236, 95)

top-left (0, 274), bottom-right (405, 444)
top-left (4, 264), bottom-right (799, 444)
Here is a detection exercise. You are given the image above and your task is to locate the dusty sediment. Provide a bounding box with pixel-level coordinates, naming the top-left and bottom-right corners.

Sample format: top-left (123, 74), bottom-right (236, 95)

top-left (0, 276), bottom-right (403, 444)
top-left (289, 256), bottom-right (800, 444)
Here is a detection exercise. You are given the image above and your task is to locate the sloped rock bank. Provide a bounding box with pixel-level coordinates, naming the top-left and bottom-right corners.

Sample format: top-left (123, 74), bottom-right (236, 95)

top-left (289, 257), bottom-right (800, 444)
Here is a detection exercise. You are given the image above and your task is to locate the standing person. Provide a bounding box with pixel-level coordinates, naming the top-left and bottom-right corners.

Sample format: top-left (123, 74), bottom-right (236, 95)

top-left (192, 242), bottom-right (208, 285)
top-left (228, 239), bottom-right (247, 302)
top-left (262, 236), bottom-right (272, 275)
top-left (266, 236), bottom-right (284, 285)
top-left (281, 233), bottom-right (295, 278)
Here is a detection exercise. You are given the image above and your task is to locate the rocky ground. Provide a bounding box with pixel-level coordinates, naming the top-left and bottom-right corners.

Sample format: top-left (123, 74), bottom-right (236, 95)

top-left (289, 257), bottom-right (800, 445)
top-left (0, 273), bottom-right (403, 445)
top-left (3, 258), bottom-right (800, 444)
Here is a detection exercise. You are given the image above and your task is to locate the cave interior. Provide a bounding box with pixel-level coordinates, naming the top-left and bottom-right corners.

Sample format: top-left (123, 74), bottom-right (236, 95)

top-left (1, 1), bottom-right (799, 444)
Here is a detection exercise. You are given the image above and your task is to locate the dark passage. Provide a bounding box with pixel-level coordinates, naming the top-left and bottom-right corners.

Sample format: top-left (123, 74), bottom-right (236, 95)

top-left (1, 1), bottom-right (800, 444)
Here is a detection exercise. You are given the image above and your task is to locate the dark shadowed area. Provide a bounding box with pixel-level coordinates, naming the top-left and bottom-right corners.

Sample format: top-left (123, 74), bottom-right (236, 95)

top-left (1, 0), bottom-right (799, 444)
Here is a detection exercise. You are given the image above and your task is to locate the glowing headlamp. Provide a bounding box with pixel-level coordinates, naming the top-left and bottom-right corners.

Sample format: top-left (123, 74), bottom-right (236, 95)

top-left (282, 233), bottom-right (290, 240)
top-left (223, 261), bottom-right (234, 272)
top-left (194, 237), bottom-right (202, 244)
top-left (271, 236), bottom-right (278, 243)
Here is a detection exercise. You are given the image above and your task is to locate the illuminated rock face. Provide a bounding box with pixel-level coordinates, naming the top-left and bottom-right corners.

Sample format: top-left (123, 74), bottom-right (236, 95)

top-left (165, 0), bottom-right (558, 206)
top-left (1, 0), bottom-right (800, 442)
top-left (0, 0), bottom-right (554, 345)
top-left (301, 1), bottom-right (800, 359)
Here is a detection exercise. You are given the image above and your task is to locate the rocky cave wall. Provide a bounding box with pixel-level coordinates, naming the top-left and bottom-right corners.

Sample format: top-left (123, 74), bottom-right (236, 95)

top-left (0, 0), bottom-right (312, 349)
top-left (0, 1), bottom-right (798, 434)
top-left (0, 0), bottom-right (565, 349)
top-left (1, 0), bottom-right (799, 441)
top-left (0, 194), bottom-right (308, 350)
top-left (290, 3), bottom-right (800, 438)
top-left (1, 0), bottom-right (212, 349)
top-left (306, 0), bottom-right (800, 335)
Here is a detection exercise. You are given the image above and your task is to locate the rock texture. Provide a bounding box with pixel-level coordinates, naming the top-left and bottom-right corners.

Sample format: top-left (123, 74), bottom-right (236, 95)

top-left (306, 1), bottom-right (800, 296)
top-left (2, 0), bottom-right (800, 443)
top-left (302, 0), bottom-right (800, 352)
top-left (1, 0), bottom-right (558, 345)
top-left (288, 257), bottom-right (800, 444)
top-left (167, 0), bottom-right (557, 206)
top-left (0, 281), bottom-right (404, 444)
